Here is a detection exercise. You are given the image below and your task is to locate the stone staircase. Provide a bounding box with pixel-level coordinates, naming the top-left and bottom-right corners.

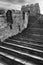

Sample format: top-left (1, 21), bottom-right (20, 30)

top-left (0, 15), bottom-right (43, 65)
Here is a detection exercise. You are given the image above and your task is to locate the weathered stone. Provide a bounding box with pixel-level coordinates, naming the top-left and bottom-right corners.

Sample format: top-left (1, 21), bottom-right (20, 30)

top-left (21, 3), bottom-right (40, 15)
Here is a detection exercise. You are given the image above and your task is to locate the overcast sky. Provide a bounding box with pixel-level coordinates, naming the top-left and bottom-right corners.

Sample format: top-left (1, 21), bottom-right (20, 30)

top-left (0, 0), bottom-right (43, 14)
top-left (0, 0), bottom-right (27, 5)
top-left (0, 0), bottom-right (42, 5)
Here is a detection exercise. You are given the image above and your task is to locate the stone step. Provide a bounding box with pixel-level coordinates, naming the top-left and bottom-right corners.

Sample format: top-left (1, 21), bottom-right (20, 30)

top-left (3, 39), bottom-right (43, 51)
top-left (0, 54), bottom-right (24, 65)
top-left (0, 41), bottom-right (43, 58)
top-left (1, 47), bottom-right (43, 63)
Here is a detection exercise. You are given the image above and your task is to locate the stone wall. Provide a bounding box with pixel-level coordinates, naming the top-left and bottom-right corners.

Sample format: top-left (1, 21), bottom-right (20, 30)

top-left (21, 3), bottom-right (40, 15)
top-left (12, 12), bottom-right (24, 32)
top-left (0, 10), bottom-right (25, 41)
top-left (0, 16), bottom-right (7, 29)
top-left (30, 3), bottom-right (40, 15)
